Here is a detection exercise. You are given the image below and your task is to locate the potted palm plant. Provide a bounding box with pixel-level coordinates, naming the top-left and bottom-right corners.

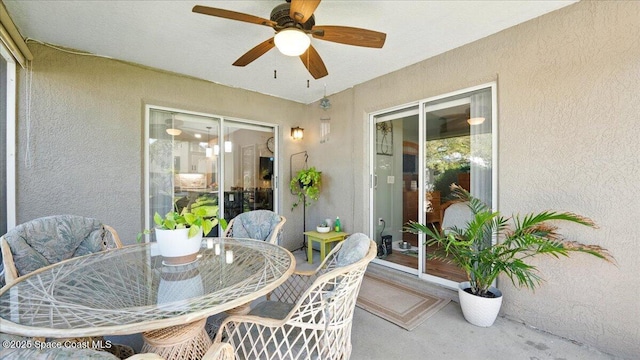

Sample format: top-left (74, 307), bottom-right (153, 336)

top-left (405, 184), bottom-right (615, 327)
top-left (290, 167), bottom-right (322, 211)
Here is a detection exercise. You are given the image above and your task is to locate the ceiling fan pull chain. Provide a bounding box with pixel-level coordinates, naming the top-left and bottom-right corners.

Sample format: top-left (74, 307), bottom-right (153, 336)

top-left (274, 69), bottom-right (277, 79)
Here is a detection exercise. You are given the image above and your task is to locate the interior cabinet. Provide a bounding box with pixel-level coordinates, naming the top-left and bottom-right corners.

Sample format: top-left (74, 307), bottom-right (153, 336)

top-left (402, 190), bottom-right (442, 247)
top-left (426, 191), bottom-right (441, 225)
top-left (403, 190), bottom-right (418, 246)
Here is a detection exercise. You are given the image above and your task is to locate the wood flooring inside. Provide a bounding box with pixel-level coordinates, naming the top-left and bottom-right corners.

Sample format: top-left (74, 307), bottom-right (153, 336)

top-left (382, 246), bottom-right (467, 283)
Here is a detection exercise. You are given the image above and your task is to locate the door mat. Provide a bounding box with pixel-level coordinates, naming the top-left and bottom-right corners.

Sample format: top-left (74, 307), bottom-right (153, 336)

top-left (356, 273), bottom-right (450, 331)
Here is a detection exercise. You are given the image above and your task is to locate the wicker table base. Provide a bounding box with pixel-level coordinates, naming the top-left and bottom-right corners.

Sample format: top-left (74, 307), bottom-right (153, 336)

top-left (225, 302), bottom-right (251, 316)
top-left (142, 318), bottom-right (212, 360)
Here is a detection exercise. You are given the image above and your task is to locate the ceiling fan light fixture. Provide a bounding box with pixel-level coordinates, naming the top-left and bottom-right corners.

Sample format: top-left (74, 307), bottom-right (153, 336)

top-left (467, 117), bottom-right (486, 126)
top-left (274, 28), bottom-right (310, 56)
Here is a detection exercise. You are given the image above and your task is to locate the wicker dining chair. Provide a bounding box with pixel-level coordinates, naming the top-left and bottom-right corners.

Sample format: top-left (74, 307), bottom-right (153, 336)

top-left (0, 332), bottom-right (162, 359)
top-left (203, 233), bottom-right (377, 360)
top-left (0, 215), bottom-right (133, 358)
top-left (222, 210), bottom-right (286, 245)
top-left (204, 210), bottom-right (287, 337)
top-left (0, 214), bottom-right (123, 286)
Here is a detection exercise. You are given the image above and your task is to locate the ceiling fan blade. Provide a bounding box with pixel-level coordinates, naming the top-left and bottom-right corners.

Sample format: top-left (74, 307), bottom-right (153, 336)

top-left (233, 38), bottom-right (275, 67)
top-left (299, 45), bottom-right (328, 79)
top-left (193, 5), bottom-right (276, 28)
top-left (290, 0), bottom-right (321, 23)
top-left (312, 25), bottom-right (386, 48)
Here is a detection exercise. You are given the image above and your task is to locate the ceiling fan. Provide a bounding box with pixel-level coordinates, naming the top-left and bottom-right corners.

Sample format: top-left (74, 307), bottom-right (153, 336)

top-left (192, 0), bottom-right (386, 79)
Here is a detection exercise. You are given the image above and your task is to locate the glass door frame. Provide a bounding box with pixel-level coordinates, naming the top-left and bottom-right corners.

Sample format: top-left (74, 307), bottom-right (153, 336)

top-left (1, 42), bottom-right (17, 232)
top-left (144, 104), bottom-right (280, 238)
top-left (369, 82), bottom-right (498, 289)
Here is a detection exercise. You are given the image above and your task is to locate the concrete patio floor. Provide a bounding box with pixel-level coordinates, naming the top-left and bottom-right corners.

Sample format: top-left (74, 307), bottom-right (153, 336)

top-left (296, 249), bottom-right (623, 360)
top-left (110, 249), bottom-right (623, 359)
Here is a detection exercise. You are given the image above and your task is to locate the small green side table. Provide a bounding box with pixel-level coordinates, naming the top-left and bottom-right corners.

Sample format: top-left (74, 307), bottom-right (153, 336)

top-left (303, 230), bottom-right (349, 264)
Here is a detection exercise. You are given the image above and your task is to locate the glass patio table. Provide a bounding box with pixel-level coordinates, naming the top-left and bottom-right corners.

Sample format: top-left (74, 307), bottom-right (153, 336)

top-left (0, 238), bottom-right (295, 357)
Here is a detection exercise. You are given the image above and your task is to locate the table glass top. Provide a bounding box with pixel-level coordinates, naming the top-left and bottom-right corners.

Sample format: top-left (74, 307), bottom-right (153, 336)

top-left (0, 238), bottom-right (293, 335)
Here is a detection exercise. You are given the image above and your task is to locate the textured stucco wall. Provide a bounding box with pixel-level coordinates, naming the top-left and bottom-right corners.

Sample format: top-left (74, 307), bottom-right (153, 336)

top-left (301, 0), bottom-right (638, 357)
top-left (16, 43), bottom-right (307, 250)
top-left (14, 0), bottom-right (639, 357)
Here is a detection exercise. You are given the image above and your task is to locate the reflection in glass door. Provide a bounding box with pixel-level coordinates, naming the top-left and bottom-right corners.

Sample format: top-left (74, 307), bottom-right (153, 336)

top-left (422, 86), bottom-right (494, 284)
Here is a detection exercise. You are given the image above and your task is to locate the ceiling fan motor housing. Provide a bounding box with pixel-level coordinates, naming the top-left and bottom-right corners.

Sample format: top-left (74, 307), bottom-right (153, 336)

top-left (271, 3), bottom-right (315, 30)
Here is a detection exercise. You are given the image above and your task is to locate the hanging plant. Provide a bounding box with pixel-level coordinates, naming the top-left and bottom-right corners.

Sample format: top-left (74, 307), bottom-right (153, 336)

top-left (290, 167), bottom-right (322, 211)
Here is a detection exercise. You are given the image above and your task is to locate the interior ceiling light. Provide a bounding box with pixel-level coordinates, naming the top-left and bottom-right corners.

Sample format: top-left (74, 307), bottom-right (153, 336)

top-left (205, 126), bottom-right (213, 158)
top-left (274, 28), bottom-right (311, 56)
top-left (166, 128), bottom-right (182, 136)
top-left (467, 117), bottom-right (486, 126)
top-left (224, 127), bottom-right (232, 152)
top-left (166, 114), bottom-right (182, 136)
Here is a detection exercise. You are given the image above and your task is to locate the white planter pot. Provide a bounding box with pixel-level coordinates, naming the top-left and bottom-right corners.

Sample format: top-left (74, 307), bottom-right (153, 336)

top-left (458, 281), bottom-right (503, 327)
top-left (155, 228), bottom-right (203, 265)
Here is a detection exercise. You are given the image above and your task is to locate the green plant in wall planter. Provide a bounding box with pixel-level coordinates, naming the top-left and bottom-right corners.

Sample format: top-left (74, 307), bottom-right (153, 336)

top-left (404, 184), bottom-right (615, 327)
top-left (290, 167), bottom-right (321, 211)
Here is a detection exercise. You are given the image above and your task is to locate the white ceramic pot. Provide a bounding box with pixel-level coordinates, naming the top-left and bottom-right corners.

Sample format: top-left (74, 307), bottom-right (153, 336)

top-left (155, 228), bottom-right (203, 265)
top-left (458, 281), bottom-right (503, 327)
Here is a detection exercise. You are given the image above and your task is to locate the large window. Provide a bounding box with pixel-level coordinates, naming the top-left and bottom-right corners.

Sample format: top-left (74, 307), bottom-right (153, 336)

top-left (144, 106), bottom-right (278, 239)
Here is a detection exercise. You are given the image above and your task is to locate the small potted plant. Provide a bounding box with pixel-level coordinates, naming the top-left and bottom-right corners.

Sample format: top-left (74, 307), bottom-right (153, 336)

top-left (290, 167), bottom-right (322, 211)
top-left (405, 184), bottom-right (615, 327)
top-left (139, 205), bottom-right (221, 265)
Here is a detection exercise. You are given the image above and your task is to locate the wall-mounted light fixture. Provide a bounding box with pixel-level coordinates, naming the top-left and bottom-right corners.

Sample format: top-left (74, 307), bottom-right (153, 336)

top-left (291, 126), bottom-right (304, 140)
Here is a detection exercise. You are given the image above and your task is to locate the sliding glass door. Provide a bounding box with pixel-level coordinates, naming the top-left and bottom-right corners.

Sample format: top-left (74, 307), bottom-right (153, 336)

top-left (372, 106), bottom-right (420, 272)
top-left (145, 106), bottom-right (278, 240)
top-left (370, 84), bottom-right (496, 288)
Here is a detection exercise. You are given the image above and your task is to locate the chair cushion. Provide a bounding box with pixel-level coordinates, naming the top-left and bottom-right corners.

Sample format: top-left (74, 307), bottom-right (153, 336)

top-left (336, 233), bottom-right (370, 267)
top-left (4, 215), bottom-right (109, 277)
top-left (249, 300), bottom-right (295, 320)
top-left (230, 210), bottom-right (282, 242)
